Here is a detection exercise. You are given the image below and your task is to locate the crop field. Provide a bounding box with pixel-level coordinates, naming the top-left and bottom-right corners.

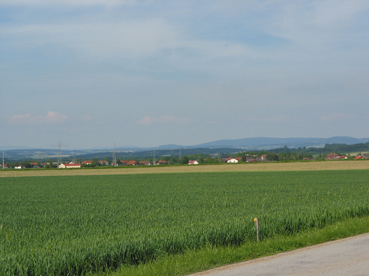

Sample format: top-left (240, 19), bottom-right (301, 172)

top-left (1, 170), bottom-right (369, 275)
top-left (1, 160), bottom-right (369, 178)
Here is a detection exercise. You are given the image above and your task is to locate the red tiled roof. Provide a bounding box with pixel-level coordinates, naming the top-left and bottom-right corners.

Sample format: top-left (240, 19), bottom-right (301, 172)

top-left (247, 159), bottom-right (257, 162)
top-left (326, 153), bottom-right (339, 160)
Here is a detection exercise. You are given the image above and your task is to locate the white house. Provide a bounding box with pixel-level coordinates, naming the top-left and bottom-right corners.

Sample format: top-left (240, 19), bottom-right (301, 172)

top-left (188, 160), bottom-right (199, 165)
top-left (227, 158), bottom-right (238, 163)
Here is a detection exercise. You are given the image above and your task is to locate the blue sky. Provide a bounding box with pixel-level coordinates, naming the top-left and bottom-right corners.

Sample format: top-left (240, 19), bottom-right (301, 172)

top-left (1, 0), bottom-right (369, 149)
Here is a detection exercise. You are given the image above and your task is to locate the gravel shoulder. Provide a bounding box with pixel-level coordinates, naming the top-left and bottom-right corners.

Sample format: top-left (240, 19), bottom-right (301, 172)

top-left (1, 161), bottom-right (369, 177)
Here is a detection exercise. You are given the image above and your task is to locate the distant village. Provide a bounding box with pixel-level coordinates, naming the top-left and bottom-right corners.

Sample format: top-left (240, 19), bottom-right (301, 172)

top-left (1, 152), bottom-right (368, 169)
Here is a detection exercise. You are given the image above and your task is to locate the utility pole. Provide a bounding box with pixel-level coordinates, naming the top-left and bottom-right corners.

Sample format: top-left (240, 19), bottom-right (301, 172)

top-left (2, 151), bottom-right (4, 170)
top-left (153, 150), bottom-right (156, 165)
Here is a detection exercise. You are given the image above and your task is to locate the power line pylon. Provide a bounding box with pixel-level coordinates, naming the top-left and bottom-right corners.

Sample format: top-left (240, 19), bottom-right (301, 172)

top-left (111, 143), bottom-right (121, 167)
top-left (51, 140), bottom-right (68, 167)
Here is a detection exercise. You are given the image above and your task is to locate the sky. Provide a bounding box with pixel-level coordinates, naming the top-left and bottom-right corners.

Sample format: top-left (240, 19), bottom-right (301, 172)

top-left (1, 0), bottom-right (369, 149)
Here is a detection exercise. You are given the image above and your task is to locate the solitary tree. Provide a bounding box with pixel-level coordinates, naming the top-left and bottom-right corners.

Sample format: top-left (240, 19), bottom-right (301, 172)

top-left (266, 152), bottom-right (279, 161)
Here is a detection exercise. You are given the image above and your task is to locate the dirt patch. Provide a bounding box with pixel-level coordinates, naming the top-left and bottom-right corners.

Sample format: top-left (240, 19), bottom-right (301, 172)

top-left (1, 161), bottom-right (368, 177)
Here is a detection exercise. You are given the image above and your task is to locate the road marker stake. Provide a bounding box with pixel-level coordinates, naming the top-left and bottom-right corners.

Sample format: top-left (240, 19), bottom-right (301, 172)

top-left (254, 218), bottom-right (259, 242)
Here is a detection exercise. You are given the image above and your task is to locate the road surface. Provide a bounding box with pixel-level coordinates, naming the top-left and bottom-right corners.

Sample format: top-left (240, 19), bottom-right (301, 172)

top-left (190, 233), bottom-right (369, 276)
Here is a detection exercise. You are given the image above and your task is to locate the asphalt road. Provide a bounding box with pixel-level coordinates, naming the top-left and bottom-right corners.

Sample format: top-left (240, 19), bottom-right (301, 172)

top-left (190, 233), bottom-right (369, 276)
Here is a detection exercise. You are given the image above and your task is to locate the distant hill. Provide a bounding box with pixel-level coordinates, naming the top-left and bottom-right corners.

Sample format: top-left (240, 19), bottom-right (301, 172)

top-left (1, 149), bottom-right (102, 161)
top-left (122, 136), bottom-right (369, 151)
top-left (181, 136), bottom-right (369, 149)
top-left (3, 136), bottom-right (369, 161)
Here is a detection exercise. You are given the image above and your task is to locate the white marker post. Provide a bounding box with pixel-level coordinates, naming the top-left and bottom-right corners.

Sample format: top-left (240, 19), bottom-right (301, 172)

top-left (254, 218), bottom-right (259, 242)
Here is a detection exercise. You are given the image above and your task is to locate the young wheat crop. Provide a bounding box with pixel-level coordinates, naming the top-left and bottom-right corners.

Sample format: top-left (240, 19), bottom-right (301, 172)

top-left (1, 170), bottom-right (369, 275)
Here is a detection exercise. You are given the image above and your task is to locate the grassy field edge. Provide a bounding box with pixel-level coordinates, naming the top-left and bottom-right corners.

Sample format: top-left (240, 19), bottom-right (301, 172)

top-left (104, 215), bottom-right (369, 276)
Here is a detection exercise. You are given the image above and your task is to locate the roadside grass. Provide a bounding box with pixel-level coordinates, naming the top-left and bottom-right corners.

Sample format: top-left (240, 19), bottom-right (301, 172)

top-left (100, 215), bottom-right (369, 276)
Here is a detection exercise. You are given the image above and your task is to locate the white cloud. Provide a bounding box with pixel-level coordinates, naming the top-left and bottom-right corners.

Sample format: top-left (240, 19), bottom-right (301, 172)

top-left (0, 19), bottom-right (256, 64)
top-left (265, 0), bottom-right (369, 47)
top-left (137, 115), bottom-right (189, 125)
top-left (8, 111), bottom-right (67, 124)
top-left (0, 19), bottom-right (182, 59)
top-left (136, 116), bottom-right (156, 125)
top-left (4, 0), bottom-right (365, 77)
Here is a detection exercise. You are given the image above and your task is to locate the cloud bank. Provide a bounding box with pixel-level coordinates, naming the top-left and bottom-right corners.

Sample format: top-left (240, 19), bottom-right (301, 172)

top-left (8, 112), bottom-right (67, 124)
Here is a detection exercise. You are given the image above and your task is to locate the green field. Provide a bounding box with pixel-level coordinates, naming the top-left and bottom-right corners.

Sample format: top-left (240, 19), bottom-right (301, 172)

top-left (1, 170), bottom-right (369, 275)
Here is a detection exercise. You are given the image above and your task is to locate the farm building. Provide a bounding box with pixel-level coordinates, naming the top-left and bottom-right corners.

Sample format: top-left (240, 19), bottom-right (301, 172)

top-left (326, 153), bottom-right (347, 160)
top-left (59, 163), bottom-right (81, 169)
top-left (259, 154), bottom-right (268, 161)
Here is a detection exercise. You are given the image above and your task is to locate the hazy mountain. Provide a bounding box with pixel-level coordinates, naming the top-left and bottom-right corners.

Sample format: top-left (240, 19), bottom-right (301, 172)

top-left (177, 136), bottom-right (369, 149)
